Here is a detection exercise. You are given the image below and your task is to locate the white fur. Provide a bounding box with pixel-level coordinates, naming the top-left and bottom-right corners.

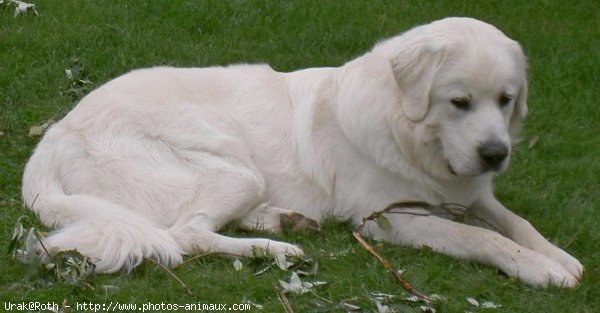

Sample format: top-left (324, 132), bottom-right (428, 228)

top-left (22, 17), bottom-right (582, 287)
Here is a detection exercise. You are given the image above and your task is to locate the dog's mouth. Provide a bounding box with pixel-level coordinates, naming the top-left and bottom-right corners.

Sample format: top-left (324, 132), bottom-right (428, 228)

top-left (448, 162), bottom-right (458, 175)
top-left (447, 161), bottom-right (498, 177)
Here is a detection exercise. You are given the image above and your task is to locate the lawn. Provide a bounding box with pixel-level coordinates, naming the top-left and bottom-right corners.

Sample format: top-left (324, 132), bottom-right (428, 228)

top-left (1, 1), bottom-right (598, 312)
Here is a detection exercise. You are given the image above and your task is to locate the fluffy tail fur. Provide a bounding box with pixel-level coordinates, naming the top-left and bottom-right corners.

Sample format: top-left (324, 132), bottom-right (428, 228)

top-left (21, 141), bottom-right (183, 273)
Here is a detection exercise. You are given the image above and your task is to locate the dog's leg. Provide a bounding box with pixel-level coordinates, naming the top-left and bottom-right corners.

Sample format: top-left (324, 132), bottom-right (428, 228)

top-left (170, 220), bottom-right (304, 257)
top-left (240, 203), bottom-right (320, 232)
top-left (364, 214), bottom-right (579, 288)
top-left (472, 193), bottom-right (583, 279)
top-left (167, 159), bottom-right (303, 258)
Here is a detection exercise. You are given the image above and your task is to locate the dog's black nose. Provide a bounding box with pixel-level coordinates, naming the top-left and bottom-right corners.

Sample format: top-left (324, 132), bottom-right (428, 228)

top-left (478, 141), bottom-right (508, 169)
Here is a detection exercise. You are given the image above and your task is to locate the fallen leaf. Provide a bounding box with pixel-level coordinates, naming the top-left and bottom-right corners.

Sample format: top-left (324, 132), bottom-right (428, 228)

top-left (279, 272), bottom-right (303, 294)
top-left (429, 294), bottom-right (446, 302)
top-left (28, 121), bottom-right (53, 137)
top-left (375, 301), bottom-right (392, 313)
top-left (376, 215), bottom-right (392, 230)
top-left (274, 253), bottom-right (293, 270)
top-left (233, 258), bottom-right (243, 271)
top-left (420, 305), bottom-right (437, 312)
top-left (481, 301), bottom-right (502, 309)
top-left (466, 297), bottom-right (479, 307)
top-left (528, 134), bottom-right (540, 148)
top-left (28, 126), bottom-right (44, 137)
top-left (242, 300), bottom-right (263, 310)
top-left (405, 295), bottom-right (421, 302)
top-left (278, 272), bottom-right (326, 294)
top-left (372, 292), bottom-right (397, 301)
top-left (340, 302), bottom-right (361, 311)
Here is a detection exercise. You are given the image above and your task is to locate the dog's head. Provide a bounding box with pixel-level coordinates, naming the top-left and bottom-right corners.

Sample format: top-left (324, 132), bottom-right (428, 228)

top-left (381, 17), bottom-right (528, 179)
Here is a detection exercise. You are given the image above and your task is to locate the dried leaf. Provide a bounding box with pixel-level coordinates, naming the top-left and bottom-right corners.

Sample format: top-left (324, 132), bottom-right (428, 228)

top-left (429, 294), bottom-right (446, 302)
top-left (233, 258), bottom-right (243, 271)
top-left (481, 301), bottom-right (502, 309)
top-left (62, 58), bottom-right (94, 100)
top-left (242, 299), bottom-right (263, 310)
top-left (28, 121), bottom-right (53, 137)
top-left (24, 227), bottom-right (39, 256)
top-left (8, 219), bottom-right (25, 255)
top-left (375, 215), bottom-right (392, 230)
top-left (372, 292), bottom-right (397, 301)
top-left (278, 272), bottom-right (326, 295)
top-left (10, 215), bottom-right (97, 289)
top-left (375, 301), bottom-right (392, 313)
top-left (528, 134), bottom-right (540, 148)
top-left (279, 272), bottom-right (303, 293)
top-left (340, 302), bottom-right (361, 311)
top-left (405, 295), bottom-right (422, 302)
top-left (466, 297), bottom-right (479, 307)
top-left (302, 280), bottom-right (327, 289)
top-left (275, 253), bottom-right (291, 270)
top-left (420, 305), bottom-right (437, 312)
top-left (28, 126), bottom-right (44, 137)
top-left (253, 262), bottom-right (275, 276)
top-left (65, 69), bottom-right (74, 80)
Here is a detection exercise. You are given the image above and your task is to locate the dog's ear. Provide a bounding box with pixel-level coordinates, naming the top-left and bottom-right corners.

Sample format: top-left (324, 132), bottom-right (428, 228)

top-left (509, 79), bottom-right (528, 144)
top-left (390, 44), bottom-right (445, 122)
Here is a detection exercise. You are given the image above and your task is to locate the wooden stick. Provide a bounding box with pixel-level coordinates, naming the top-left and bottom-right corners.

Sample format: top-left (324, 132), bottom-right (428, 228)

top-left (275, 287), bottom-right (294, 313)
top-left (144, 257), bottom-right (192, 295)
top-left (352, 201), bottom-right (438, 303)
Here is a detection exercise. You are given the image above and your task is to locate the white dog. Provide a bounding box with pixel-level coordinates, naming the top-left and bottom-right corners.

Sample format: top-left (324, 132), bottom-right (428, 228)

top-left (23, 17), bottom-right (582, 287)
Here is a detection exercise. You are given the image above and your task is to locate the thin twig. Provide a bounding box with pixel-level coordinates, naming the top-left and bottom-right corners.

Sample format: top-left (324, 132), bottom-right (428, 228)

top-left (275, 286), bottom-right (294, 313)
top-left (352, 230), bottom-right (432, 302)
top-left (33, 228), bottom-right (55, 263)
top-left (172, 252), bottom-right (213, 269)
top-left (17, 215), bottom-right (56, 264)
top-left (144, 257), bottom-right (192, 295)
top-left (309, 290), bottom-right (334, 304)
top-left (563, 224), bottom-right (585, 249)
top-left (30, 193), bottom-right (40, 210)
top-left (353, 200), bottom-right (503, 300)
top-left (353, 201), bottom-right (442, 303)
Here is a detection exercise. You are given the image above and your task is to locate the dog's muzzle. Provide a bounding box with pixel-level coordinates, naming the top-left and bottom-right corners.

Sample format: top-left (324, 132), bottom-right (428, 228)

top-left (478, 140), bottom-right (509, 171)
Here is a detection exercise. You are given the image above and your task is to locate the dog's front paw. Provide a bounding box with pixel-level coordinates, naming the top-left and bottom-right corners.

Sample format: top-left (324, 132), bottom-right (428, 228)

top-left (539, 244), bottom-right (583, 279)
top-left (513, 249), bottom-right (579, 288)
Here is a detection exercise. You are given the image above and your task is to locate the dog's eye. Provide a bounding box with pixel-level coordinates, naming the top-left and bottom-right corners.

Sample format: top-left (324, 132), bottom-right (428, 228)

top-left (450, 98), bottom-right (471, 110)
top-left (499, 94), bottom-right (513, 107)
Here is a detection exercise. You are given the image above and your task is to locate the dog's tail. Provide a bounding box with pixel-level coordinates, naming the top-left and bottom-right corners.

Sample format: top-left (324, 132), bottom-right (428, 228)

top-left (21, 139), bottom-right (183, 273)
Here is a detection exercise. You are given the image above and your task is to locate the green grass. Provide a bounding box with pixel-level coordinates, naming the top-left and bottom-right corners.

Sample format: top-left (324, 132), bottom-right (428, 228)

top-left (1, 0), bottom-right (598, 312)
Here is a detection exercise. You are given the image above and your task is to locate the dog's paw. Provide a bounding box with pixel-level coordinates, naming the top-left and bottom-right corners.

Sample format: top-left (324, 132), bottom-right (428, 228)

top-left (262, 240), bottom-right (305, 257)
top-left (513, 250), bottom-right (579, 288)
top-left (539, 244), bottom-right (583, 279)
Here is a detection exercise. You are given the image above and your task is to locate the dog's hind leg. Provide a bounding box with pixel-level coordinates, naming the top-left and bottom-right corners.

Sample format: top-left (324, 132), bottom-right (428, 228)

top-left (167, 156), bottom-right (304, 257)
